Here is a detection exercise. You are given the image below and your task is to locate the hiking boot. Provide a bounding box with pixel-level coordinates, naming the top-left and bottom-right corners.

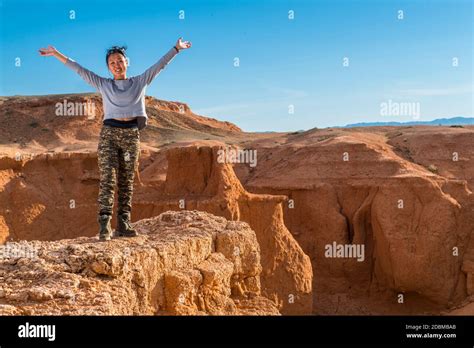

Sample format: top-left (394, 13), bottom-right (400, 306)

top-left (98, 214), bottom-right (113, 241)
top-left (115, 213), bottom-right (138, 237)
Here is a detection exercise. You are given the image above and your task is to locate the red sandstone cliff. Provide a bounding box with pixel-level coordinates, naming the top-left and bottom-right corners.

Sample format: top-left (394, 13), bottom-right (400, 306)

top-left (1, 93), bottom-right (473, 315)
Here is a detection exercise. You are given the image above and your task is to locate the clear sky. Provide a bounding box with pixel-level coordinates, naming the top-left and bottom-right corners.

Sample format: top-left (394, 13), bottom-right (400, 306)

top-left (0, 0), bottom-right (472, 131)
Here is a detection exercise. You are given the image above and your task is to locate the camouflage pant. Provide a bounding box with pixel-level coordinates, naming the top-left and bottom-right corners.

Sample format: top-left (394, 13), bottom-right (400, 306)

top-left (97, 125), bottom-right (140, 216)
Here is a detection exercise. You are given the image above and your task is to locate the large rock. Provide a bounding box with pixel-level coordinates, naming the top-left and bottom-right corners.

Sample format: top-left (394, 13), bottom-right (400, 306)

top-left (0, 210), bottom-right (279, 315)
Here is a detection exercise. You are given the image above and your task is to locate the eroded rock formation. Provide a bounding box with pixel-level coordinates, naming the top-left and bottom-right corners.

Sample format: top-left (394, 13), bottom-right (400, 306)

top-left (0, 210), bottom-right (279, 315)
top-left (0, 147), bottom-right (313, 315)
top-left (234, 130), bottom-right (474, 314)
top-left (1, 92), bottom-right (473, 315)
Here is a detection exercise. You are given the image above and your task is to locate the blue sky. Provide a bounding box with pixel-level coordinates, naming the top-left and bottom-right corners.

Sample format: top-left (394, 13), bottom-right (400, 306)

top-left (0, 0), bottom-right (472, 131)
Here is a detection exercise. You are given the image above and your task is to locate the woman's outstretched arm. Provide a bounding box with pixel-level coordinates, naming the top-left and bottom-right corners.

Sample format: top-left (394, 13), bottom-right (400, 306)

top-left (38, 45), bottom-right (105, 91)
top-left (139, 37), bottom-right (192, 86)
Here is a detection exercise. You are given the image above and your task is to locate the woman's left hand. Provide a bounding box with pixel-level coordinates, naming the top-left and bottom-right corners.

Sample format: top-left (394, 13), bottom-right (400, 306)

top-left (175, 37), bottom-right (192, 51)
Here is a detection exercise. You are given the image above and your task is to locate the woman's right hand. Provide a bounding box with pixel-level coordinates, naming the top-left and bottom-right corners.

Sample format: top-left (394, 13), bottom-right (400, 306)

top-left (38, 45), bottom-right (57, 56)
top-left (38, 45), bottom-right (68, 63)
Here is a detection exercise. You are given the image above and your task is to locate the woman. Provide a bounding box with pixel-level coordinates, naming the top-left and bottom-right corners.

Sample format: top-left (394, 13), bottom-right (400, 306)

top-left (39, 37), bottom-right (192, 241)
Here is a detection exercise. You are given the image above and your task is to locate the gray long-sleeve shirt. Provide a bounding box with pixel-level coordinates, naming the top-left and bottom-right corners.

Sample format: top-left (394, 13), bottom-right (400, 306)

top-left (65, 46), bottom-right (179, 130)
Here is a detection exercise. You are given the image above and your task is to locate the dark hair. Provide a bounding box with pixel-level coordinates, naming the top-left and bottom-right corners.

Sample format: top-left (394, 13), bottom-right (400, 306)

top-left (106, 46), bottom-right (127, 65)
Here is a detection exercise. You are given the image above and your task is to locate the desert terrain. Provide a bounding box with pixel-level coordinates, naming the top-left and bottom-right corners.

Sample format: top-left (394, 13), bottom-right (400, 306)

top-left (0, 93), bottom-right (473, 315)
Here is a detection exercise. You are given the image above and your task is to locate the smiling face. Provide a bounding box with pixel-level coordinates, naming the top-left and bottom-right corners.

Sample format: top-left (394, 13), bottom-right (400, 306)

top-left (107, 52), bottom-right (128, 80)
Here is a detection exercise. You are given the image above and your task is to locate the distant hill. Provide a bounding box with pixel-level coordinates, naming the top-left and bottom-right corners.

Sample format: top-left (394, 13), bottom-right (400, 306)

top-left (0, 93), bottom-right (242, 150)
top-left (343, 117), bottom-right (474, 128)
